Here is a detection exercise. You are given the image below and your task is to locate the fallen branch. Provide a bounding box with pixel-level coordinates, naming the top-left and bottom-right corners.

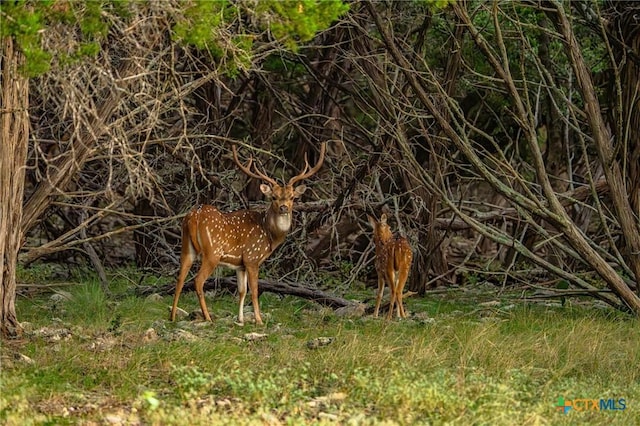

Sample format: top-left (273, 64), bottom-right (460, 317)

top-left (138, 277), bottom-right (355, 309)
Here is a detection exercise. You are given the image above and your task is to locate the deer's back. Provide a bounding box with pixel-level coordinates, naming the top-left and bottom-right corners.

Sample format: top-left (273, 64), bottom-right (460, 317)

top-left (183, 205), bottom-right (271, 265)
top-left (376, 236), bottom-right (412, 273)
top-left (390, 237), bottom-right (412, 272)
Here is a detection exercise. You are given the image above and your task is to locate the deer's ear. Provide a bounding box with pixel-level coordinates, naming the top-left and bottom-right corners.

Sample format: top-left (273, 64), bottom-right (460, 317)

top-left (260, 184), bottom-right (273, 196)
top-left (367, 215), bottom-right (377, 228)
top-left (380, 213), bottom-right (388, 224)
top-left (294, 185), bottom-right (307, 197)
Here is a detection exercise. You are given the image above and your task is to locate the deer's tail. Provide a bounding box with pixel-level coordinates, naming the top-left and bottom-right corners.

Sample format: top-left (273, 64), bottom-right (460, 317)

top-left (183, 212), bottom-right (201, 256)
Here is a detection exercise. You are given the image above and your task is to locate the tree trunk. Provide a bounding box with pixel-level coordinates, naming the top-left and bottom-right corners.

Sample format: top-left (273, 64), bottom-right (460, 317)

top-left (0, 36), bottom-right (29, 339)
top-left (606, 2), bottom-right (640, 220)
top-left (604, 2), bottom-right (640, 295)
top-left (551, 5), bottom-right (640, 303)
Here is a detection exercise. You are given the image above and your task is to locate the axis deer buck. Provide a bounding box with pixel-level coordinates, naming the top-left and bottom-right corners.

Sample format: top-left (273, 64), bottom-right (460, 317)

top-left (170, 143), bottom-right (326, 325)
top-left (368, 213), bottom-right (413, 319)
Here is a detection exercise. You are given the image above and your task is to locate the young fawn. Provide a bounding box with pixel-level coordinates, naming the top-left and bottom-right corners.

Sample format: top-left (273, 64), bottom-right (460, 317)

top-left (368, 213), bottom-right (413, 319)
top-left (170, 143), bottom-right (325, 325)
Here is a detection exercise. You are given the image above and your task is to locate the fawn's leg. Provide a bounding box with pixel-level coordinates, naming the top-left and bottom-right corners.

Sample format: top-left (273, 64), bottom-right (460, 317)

top-left (374, 273), bottom-right (385, 317)
top-left (397, 267), bottom-right (410, 318)
top-left (385, 270), bottom-right (396, 320)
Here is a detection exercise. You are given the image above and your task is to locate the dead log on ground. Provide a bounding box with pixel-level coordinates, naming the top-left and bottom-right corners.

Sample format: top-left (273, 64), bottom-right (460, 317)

top-left (138, 277), bottom-right (356, 309)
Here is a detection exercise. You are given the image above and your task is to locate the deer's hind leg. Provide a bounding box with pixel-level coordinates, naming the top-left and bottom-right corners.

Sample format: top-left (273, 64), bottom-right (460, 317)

top-left (385, 269), bottom-right (397, 320)
top-left (193, 252), bottom-right (220, 322)
top-left (236, 268), bottom-right (248, 325)
top-left (246, 265), bottom-right (263, 325)
top-left (170, 232), bottom-right (196, 321)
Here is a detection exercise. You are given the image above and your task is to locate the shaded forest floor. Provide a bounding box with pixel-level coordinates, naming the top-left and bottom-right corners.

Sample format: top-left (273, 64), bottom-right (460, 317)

top-left (1, 268), bottom-right (639, 425)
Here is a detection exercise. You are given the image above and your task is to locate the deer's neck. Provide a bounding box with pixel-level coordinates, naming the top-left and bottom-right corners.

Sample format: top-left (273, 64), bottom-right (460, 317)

top-left (374, 236), bottom-right (392, 251)
top-left (263, 209), bottom-right (292, 249)
top-left (373, 237), bottom-right (393, 256)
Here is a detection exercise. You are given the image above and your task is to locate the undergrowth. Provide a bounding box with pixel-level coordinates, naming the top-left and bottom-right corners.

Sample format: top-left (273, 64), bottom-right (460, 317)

top-left (1, 269), bottom-right (638, 425)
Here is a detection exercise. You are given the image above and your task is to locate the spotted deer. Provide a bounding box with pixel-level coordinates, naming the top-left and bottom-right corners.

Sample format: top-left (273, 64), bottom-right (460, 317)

top-left (368, 213), bottom-right (413, 319)
top-left (170, 143), bottom-right (326, 325)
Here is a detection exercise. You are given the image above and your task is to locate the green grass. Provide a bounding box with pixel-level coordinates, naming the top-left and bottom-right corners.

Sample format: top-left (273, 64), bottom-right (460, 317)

top-left (1, 273), bottom-right (639, 425)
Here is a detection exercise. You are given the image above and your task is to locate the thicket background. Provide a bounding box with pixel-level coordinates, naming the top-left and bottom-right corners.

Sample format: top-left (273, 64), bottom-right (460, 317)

top-left (3, 0), bottom-right (640, 331)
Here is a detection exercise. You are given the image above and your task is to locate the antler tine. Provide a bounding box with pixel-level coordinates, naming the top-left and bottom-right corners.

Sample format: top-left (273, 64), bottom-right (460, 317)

top-left (232, 144), bottom-right (278, 187)
top-left (288, 142), bottom-right (326, 186)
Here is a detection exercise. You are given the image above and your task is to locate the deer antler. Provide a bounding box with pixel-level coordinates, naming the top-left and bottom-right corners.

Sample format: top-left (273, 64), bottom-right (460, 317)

top-left (288, 142), bottom-right (326, 186)
top-left (232, 144), bottom-right (278, 187)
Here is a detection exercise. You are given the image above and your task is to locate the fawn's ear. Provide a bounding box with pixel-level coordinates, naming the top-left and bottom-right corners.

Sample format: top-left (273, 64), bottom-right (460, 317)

top-left (367, 215), bottom-right (377, 228)
top-left (260, 184), bottom-right (273, 197)
top-left (380, 213), bottom-right (388, 224)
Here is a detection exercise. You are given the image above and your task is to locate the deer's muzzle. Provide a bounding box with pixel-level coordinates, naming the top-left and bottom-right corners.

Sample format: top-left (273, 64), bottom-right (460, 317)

top-left (278, 205), bottom-right (290, 214)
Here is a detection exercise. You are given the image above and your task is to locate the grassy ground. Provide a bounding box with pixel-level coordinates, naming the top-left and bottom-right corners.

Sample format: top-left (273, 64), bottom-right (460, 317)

top-left (1, 270), bottom-right (638, 425)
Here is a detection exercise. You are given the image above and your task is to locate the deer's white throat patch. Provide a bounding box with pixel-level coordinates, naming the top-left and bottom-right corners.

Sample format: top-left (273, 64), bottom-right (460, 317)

top-left (274, 212), bottom-right (292, 232)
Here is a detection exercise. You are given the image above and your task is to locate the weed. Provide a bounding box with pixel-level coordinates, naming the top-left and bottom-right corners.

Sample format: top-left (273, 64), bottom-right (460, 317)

top-left (172, 364), bottom-right (214, 401)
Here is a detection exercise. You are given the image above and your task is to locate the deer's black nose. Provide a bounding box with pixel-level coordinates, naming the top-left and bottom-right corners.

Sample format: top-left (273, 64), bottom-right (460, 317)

top-left (279, 205), bottom-right (289, 214)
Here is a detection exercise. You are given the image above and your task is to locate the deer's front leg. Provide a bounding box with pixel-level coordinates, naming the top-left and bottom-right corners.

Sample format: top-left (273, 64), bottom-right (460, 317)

top-left (236, 268), bottom-right (248, 325)
top-left (247, 266), bottom-right (263, 325)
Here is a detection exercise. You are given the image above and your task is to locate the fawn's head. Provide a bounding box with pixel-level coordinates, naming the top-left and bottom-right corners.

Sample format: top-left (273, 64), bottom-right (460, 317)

top-left (368, 213), bottom-right (394, 244)
top-left (232, 143), bottom-right (326, 229)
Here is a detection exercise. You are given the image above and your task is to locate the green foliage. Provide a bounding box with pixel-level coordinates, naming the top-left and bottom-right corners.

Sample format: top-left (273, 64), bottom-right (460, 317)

top-left (78, 1), bottom-right (110, 37)
top-left (172, 364), bottom-right (215, 401)
top-left (1, 0), bottom-right (348, 78)
top-left (16, 262), bottom-right (60, 283)
top-left (171, 1), bottom-right (229, 51)
top-left (0, 1), bottom-right (122, 76)
top-left (414, 0), bottom-right (455, 10)
top-left (171, 0), bottom-right (348, 75)
top-left (0, 0), bottom-right (348, 83)
top-left (0, 1), bottom-right (51, 76)
top-left (255, 0), bottom-right (349, 50)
